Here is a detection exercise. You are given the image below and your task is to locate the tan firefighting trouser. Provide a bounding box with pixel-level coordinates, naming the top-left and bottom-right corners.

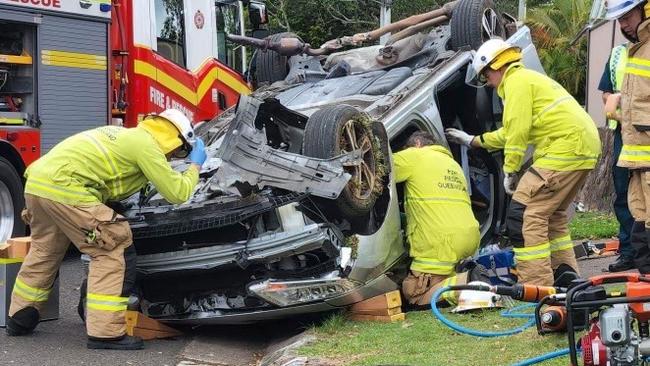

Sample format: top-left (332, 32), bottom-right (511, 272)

top-left (9, 194), bottom-right (134, 338)
top-left (509, 168), bottom-right (588, 286)
top-left (402, 270), bottom-right (468, 306)
top-left (627, 170), bottom-right (650, 274)
top-left (628, 170), bottom-right (650, 224)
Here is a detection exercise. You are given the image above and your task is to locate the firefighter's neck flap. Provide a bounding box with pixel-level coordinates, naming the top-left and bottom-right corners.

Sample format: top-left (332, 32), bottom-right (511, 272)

top-left (139, 117), bottom-right (184, 155)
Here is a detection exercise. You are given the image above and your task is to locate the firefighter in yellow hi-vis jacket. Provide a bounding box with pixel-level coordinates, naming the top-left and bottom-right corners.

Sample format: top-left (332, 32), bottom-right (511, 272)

top-left (446, 39), bottom-right (601, 287)
top-left (7, 109), bottom-right (206, 350)
top-left (395, 131), bottom-right (481, 306)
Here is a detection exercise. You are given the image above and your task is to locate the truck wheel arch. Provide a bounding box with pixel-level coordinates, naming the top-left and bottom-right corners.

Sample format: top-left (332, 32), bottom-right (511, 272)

top-left (0, 141), bottom-right (26, 242)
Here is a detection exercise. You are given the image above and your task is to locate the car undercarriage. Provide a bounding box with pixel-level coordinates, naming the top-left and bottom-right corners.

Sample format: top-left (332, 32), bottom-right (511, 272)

top-left (77, 0), bottom-right (543, 324)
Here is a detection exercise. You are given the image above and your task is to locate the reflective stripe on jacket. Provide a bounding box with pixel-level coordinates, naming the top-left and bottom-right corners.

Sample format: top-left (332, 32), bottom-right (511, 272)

top-left (619, 19), bottom-right (650, 169)
top-left (24, 126), bottom-right (199, 205)
top-left (394, 145), bottom-right (480, 275)
top-left (611, 44), bottom-right (628, 92)
top-left (479, 62), bottom-right (601, 173)
top-left (608, 44), bottom-right (628, 130)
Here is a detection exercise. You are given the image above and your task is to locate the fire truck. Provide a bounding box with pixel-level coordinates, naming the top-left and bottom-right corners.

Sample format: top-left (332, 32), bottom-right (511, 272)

top-left (0, 0), bottom-right (267, 242)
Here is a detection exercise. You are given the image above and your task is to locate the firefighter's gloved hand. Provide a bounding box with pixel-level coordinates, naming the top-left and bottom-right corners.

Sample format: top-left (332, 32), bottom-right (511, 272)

top-left (503, 172), bottom-right (518, 195)
top-left (445, 128), bottom-right (475, 147)
top-left (189, 138), bottom-right (207, 167)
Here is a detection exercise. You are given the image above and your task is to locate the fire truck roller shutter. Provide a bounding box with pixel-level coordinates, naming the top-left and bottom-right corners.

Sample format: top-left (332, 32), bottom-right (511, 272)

top-left (38, 14), bottom-right (109, 153)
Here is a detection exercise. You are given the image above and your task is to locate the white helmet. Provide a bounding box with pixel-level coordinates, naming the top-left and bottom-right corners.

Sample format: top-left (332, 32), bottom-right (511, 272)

top-left (451, 281), bottom-right (504, 313)
top-left (472, 38), bottom-right (519, 76)
top-left (605, 0), bottom-right (645, 20)
top-left (466, 38), bottom-right (521, 88)
top-left (157, 109), bottom-right (196, 147)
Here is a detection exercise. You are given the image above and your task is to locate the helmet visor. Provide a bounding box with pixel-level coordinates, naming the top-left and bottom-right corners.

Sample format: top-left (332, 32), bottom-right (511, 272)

top-left (466, 63), bottom-right (489, 88)
top-left (172, 136), bottom-right (193, 159)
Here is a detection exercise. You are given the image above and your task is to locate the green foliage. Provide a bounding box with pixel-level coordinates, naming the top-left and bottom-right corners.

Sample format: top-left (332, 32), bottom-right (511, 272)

top-left (569, 211), bottom-right (619, 240)
top-left (263, 0), bottom-right (591, 101)
top-left (300, 310), bottom-right (568, 365)
top-left (526, 0), bottom-right (591, 103)
top-left (265, 0), bottom-right (557, 47)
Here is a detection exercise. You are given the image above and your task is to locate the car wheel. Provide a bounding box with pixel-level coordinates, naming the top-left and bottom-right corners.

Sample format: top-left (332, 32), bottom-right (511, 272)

top-left (253, 32), bottom-right (302, 88)
top-left (0, 156), bottom-right (25, 243)
top-left (450, 0), bottom-right (506, 51)
top-left (468, 149), bottom-right (502, 246)
top-left (78, 278), bottom-right (87, 323)
top-left (303, 105), bottom-right (388, 220)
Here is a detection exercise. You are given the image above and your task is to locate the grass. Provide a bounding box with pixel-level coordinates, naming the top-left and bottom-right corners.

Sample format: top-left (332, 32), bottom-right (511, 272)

top-left (295, 211), bottom-right (618, 365)
top-left (569, 211), bottom-right (618, 240)
top-left (298, 309), bottom-right (570, 366)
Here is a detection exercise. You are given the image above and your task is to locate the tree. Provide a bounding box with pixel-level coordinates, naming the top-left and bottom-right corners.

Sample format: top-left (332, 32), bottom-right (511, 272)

top-left (526, 0), bottom-right (591, 103)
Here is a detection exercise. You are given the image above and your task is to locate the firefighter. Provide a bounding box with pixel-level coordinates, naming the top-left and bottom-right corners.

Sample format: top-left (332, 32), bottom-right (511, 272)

top-left (598, 0), bottom-right (644, 272)
top-left (395, 131), bottom-right (481, 306)
top-left (446, 39), bottom-right (601, 286)
top-left (605, 0), bottom-right (650, 274)
top-left (6, 109), bottom-right (207, 350)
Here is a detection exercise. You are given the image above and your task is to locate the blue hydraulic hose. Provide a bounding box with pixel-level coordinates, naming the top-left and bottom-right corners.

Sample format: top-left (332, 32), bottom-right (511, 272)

top-left (430, 286), bottom-right (536, 337)
top-left (430, 286), bottom-right (572, 366)
top-left (511, 348), bottom-right (570, 366)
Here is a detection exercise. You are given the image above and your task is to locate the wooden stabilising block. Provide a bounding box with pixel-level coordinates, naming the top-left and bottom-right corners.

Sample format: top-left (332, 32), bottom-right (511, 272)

top-left (0, 237), bottom-right (31, 259)
top-left (125, 310), bottom-right (183, 340)
top-left (349, 312), bottom-right (405, 323)
top-left (349, 306), bottom-right (403, 316)
top-left (350, 290), bottom-right (402, 312)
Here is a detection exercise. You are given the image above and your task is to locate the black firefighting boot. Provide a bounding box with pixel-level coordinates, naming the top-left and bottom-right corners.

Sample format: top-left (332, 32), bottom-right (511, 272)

top-left (87, 335), bottom-right (144, 350)
top-left (632, 221), bottom-right (650, 274)
top-left (608, 256), bottom-right (635, 272)
top-left (6, 306), bottom-right (39, 336)
top-left (553, 264), bottom-right (579, 288)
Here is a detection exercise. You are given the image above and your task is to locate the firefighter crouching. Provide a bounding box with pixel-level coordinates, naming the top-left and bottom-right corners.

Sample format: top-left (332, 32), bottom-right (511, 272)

top-left (395, 131), bottom-right (484, 306)
top-left (6, 109), bottom-right (207, 350)
top-left (446, 39), bottom-right (601, 287)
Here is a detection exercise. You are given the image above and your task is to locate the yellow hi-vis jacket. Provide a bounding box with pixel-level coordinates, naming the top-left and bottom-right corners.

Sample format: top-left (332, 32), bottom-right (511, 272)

top-left (394, 145), bottom-right (480, 275)
top-left (619, 18), bottom-right (650, 169)
top-left (24, 125), bottom-right (199, 205)
top-left (478, 62), bottom-right (601, 174)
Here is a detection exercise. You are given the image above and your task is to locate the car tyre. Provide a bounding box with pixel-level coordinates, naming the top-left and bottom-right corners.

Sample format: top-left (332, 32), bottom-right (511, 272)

top-left (303, 104), bottom-right (388, 221)
top-left (253, 32), bottom-right (302, 88)
top-left (450, 0), bottom-right (506, 51)
top-left (0, 156), bottom-right (25, 243)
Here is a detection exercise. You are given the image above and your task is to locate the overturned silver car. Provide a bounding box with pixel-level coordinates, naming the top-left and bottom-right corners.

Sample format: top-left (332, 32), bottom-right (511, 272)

top-left (81, 0), bottom-right (545, 324)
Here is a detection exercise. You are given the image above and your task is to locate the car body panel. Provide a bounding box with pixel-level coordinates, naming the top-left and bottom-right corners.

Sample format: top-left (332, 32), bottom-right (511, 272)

top-left (89, 23), bottom-right (543, 325)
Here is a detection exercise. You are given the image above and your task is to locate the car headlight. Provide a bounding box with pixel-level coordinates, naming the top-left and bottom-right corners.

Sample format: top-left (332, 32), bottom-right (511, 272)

top-left (248, 276), bottom-right (360, 307)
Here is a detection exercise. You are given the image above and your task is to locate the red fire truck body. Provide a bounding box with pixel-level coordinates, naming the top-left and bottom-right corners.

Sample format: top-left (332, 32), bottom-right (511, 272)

top-left (0, 0), bottom-right (263, 241)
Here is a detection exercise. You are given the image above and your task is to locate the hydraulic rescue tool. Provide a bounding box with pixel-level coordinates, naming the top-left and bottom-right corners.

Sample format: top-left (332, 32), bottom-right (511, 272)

top-left (562, 274), bottom-right (650, 366)
top-left (531, 273), bottom-right (650, 366)
top-left (433, 276), bottom-right (650, 365)
top-left (443, 282), bottom-right (562, 302)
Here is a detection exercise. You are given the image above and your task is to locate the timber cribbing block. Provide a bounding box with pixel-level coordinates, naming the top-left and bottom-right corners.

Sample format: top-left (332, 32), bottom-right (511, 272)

top-left (351, 307), bottom-right (403, 316)
top-left (348, 290), bottom-right (404, 322)
top-left (125, 310), bottom-right (183, 340)
top-left (349, 312), bottom-right (405, 323)
top-left (350, 290), bottom-right (401, 312)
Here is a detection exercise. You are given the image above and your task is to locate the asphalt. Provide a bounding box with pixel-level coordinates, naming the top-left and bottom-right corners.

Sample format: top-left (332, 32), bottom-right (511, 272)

top-left (0, 251), bottom-right (626, 366)
top-left (0, 255), bottom-right (308, 366)
top-left (577, 252), bottom-right (635, 278)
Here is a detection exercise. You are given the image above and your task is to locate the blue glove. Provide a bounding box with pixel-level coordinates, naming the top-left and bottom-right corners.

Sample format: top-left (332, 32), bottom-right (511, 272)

top-left (188, 138), bottom-right (207, 167)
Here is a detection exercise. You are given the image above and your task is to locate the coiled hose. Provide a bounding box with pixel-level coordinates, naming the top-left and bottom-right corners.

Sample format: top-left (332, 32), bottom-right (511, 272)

top-left (430, 285), bottom-right (569, 365)
top-left (430, 286), bottom-right (536, 337)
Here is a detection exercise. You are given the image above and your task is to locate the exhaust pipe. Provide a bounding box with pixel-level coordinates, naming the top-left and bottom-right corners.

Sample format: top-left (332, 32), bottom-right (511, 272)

top-left (227, 1), bottom-right (459, 57)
